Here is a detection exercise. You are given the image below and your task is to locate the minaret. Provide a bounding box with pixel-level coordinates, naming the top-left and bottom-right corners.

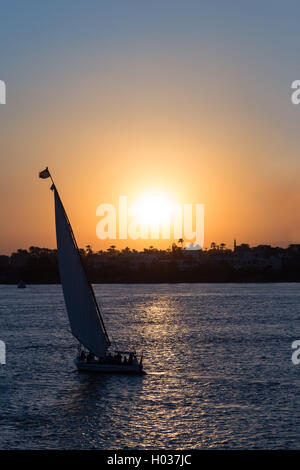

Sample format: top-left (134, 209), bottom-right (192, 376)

top-left (234, 239), bottom-right (237, 252)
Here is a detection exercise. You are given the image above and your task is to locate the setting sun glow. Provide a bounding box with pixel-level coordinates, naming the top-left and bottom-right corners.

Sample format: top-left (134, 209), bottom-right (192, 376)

top-left (135, 192), bottom-right (175, 228)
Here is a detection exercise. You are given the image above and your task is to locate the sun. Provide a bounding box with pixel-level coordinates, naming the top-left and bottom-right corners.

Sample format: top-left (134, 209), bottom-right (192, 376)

top-left (135, 191), bottom-right (174, 227)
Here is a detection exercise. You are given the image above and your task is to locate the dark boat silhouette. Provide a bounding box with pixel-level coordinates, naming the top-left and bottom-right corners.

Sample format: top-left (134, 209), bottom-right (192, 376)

top-left (17, 280), bottom-right (26, 288)
top-left (40, 168), bottom-right (144, 374)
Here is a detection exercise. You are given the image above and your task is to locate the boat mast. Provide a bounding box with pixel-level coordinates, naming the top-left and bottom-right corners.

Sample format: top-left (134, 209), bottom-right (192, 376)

top-left (46, 168), bottom-right (111, 347)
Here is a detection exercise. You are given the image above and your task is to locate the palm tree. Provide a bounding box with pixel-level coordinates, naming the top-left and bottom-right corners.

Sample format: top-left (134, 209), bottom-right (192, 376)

top-left (85, 245), bottom-right (93, 255)
top-left (107, 245), bottom-right (117, 255)
top-left (178, 238), bottom-right (184, 248)
top-left (172, 242), bottom-right (178, 253)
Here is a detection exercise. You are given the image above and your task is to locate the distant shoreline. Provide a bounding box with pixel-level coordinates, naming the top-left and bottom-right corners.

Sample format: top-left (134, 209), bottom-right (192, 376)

top-left (2, 280), bottom-right (300, 285)
top-left (2, 244), bottom-right (300, 284)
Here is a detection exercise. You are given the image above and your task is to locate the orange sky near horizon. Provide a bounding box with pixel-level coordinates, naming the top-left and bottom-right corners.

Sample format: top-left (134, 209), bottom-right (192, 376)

top-left (1, 3), bottom-right (300, 255)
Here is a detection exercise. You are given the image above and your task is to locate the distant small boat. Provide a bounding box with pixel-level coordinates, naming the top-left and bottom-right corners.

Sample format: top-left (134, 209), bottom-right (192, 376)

top-left (40, 167), bottom-right (144, 374)
top-left (17, 280), bottom-right (26, 289)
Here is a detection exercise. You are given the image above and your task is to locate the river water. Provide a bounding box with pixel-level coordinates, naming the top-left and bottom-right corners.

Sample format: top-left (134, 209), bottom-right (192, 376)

top-left (0, 283), bottom-right (299, 449)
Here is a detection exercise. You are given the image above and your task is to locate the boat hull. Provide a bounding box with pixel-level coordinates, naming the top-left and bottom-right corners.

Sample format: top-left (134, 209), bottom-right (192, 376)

top-left (17, 282), bottom-right (26, 288)
top-left (74, 359), bottom-right (145, 375)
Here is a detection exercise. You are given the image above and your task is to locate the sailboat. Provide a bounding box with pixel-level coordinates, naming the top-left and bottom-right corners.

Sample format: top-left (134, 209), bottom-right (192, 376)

top-left (40, 168), bottom-right (144, 374)
top-left (17, 280), bottom-right (27, 288)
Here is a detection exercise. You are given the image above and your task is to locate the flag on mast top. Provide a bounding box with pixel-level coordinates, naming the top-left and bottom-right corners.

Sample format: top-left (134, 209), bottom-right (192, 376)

top-left (39, 167), bottom-right (51, 179)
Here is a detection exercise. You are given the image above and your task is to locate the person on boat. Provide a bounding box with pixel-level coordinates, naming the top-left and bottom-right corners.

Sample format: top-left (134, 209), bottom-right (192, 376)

top-left (115, 352), bottom-right (122, 364)
top-left (87, 352), bottom-right (94, 363)
top-left (79, 350), bottom-right (85, 361)
top-left (133, 355), bottom-right (138, 366)
top-left (106, 353), bottom-right (113, 364)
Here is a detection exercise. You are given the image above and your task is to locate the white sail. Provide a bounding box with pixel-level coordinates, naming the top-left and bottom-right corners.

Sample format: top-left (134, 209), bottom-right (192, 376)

top-left (53, 185), bottom-right (110, 357)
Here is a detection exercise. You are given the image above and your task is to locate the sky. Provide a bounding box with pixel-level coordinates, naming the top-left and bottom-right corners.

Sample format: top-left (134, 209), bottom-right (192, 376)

top-left (1, 0), bottom-right (300, 254)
